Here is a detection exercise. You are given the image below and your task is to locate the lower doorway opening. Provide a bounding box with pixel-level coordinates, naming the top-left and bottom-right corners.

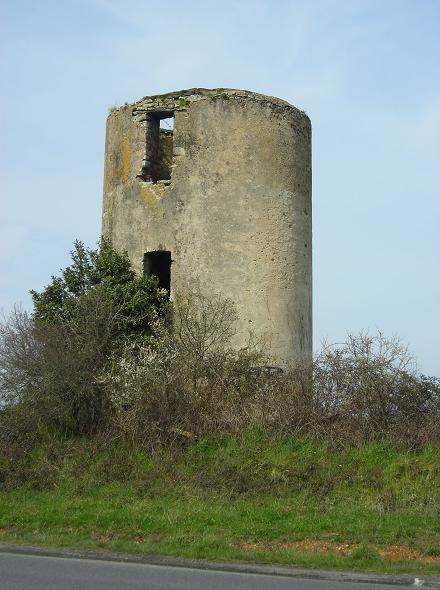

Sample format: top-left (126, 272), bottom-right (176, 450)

top-left (143, 250), bottom-right (171, 297)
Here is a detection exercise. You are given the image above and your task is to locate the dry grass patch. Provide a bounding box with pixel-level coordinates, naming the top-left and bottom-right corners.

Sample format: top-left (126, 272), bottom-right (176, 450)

top-left (237, 539), bottom-right (440, 563)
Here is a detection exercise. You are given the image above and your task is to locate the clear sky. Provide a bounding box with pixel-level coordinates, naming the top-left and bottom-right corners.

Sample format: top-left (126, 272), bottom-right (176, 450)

top-left (1, 0), bottom-right (439, 374)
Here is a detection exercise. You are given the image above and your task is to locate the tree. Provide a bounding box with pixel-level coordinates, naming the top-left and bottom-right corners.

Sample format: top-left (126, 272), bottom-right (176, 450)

top-left (31, 239), bottom-right (168, 348)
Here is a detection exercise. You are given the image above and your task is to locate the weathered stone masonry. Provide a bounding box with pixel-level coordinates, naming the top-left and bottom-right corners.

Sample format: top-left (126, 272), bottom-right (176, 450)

top-left (102, 88), bottom-right (312, 366)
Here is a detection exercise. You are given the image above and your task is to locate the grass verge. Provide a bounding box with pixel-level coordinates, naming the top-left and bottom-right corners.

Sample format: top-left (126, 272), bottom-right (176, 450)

top-left (1, 432), bottom-right (439, 575)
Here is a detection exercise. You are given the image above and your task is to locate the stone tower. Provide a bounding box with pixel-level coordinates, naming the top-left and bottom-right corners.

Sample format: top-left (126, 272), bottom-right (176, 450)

top-left (102, 88), bottom-right (312, 366)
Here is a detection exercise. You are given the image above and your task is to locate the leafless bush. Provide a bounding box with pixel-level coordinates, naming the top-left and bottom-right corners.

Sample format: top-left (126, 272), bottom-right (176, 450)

top-left (0, 307), bottom-right (41, 407)
top-left (0, 292), bottom-right (131, 438)
top-left (1, 295), bottom-right (439, 454)
top-left (99, 293), bottom-right (261, 446)
top-left (312, 332), bottom-right (440, 445)
top-left (100, 312), bottom-right (440, 448)
top-left (99, 292), bottom-right (315, 447)
top-left (173, 291), bottom-right (238, 360)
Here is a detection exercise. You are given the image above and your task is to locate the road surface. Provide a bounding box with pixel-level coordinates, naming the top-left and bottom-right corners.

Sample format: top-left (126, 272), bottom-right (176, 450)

top-left (0, 551), bottom-right (428, 590)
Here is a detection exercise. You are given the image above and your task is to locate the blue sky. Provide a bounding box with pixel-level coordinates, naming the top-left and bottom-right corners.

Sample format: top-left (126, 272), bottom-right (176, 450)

top-left (1, 0), bottom-right (439, 373)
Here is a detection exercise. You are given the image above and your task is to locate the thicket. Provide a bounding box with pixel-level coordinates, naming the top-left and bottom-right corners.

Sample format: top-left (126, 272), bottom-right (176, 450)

top-left (0, 240), bottom-right (439, 489)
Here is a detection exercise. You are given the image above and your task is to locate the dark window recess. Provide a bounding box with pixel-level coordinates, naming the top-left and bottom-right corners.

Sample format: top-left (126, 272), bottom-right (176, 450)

top-left (140, 112), bottom-right (174, 183)
top-left (143, 251), bottom-right (171, 295)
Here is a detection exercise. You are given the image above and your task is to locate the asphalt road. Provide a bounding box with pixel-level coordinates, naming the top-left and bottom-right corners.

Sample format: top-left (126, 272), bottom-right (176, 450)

top-left (0, 551), bottom-right (426, 590)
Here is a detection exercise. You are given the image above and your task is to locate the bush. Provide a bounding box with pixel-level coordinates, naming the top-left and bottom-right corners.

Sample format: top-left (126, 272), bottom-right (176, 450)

top-left (0, 240), bottom-right (167, 438)
top-left (99, 298), bottom-right (440, 448)
top-left (99, 291), bottom-right (269, 446)
top-left (313, 332), bottom-right (440, 446)
top-left (31, 239), bottom-right (167, 346)
top-left (1, 241), bottom-right (439, 473)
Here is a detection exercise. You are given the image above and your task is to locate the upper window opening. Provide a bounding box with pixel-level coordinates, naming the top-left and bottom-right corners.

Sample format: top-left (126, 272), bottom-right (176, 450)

top-left (140, 112), bottom-right (174, 183)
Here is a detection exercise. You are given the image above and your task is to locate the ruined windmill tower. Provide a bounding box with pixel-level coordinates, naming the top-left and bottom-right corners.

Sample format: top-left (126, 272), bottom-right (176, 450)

top-left (102, 88), bottom-right (312, 366)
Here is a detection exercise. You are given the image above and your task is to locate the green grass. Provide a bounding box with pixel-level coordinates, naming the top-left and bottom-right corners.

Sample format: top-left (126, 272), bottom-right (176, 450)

top-left (1, 432), bottom-right (439, 575)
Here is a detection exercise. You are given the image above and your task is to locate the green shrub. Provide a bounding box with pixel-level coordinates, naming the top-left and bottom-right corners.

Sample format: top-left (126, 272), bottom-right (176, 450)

top-left (0, 240), bottom-right (167, 438)
top-left (31, 238), bottom-right (167, 345)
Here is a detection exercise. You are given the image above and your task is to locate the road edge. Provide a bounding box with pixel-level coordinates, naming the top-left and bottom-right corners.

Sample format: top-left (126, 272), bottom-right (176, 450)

top-left (0, 543), bottom-right (438, 588)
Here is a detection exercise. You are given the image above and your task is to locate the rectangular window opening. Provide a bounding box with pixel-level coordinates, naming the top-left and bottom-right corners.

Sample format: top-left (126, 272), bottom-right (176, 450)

top-left (143, 250), bottom-right (171, 297)
top-left (141, 112), bottom-right (174, 183)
